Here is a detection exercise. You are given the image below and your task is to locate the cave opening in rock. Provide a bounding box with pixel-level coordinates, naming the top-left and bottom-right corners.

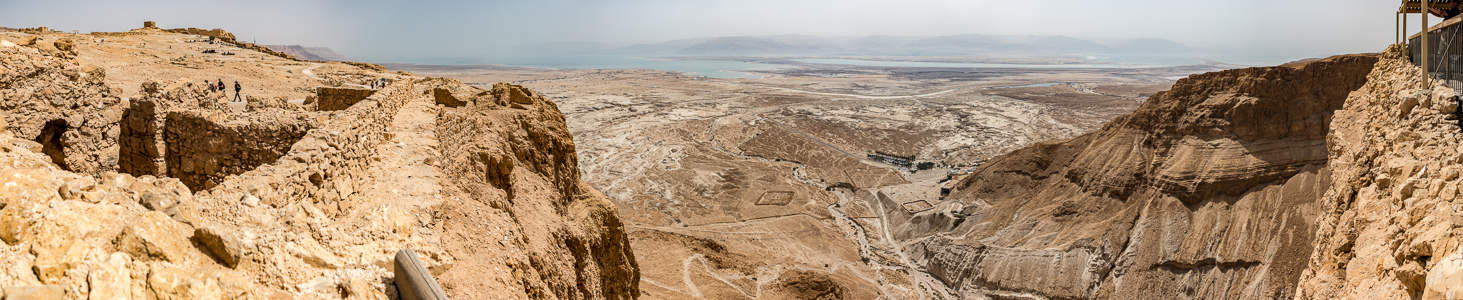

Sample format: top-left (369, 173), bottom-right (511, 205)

top-left (35, 119), bottom-right (70, 170)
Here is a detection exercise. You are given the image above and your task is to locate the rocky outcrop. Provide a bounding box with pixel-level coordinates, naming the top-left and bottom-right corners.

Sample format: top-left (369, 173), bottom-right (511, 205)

top-left (431, 82), bottom-right (639, 299)
top-left (914, 53), bottom-right (1379, 299)
top-left (0, 41), bottom-right (124, 175)
top-left (1296, 45), bottom-right (1463, 300)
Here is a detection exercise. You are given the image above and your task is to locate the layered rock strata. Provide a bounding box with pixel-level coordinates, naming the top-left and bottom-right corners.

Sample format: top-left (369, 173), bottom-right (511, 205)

top-left (911, 54), bottom-right (1379, 299)
top-left (1296, 45), bottom-right (1463, 300)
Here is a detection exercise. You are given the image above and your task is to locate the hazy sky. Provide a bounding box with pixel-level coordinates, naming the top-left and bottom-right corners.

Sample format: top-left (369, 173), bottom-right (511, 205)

top-left (0, 0), bottom-right (1416, 62)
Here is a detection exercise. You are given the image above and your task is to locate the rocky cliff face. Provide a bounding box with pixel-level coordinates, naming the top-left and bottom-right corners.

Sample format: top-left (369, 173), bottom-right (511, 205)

top-left (428, 81), bottom-right (640, 299)
top-left (1296, 45), bottom-right (1463, 300)
top-left (911, 53), bottom-right (1379, 299)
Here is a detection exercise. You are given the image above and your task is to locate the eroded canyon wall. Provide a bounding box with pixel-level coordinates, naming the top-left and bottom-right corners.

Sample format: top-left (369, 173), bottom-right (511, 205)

top-left (914, 53), bottom-right (1380, 299)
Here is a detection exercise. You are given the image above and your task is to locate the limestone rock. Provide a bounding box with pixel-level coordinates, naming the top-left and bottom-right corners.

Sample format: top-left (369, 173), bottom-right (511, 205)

top-left (51, 39), bottom-right (74, 55)
top-left (139, 191), bottom-right (175, 211)
top-left (30, 240), bottom-right (87, 284)
top-left (86, 252), bottom-right (131, 300)
top-left (112, 211), bottom-right (196, 262)
top-left (144, 266), bottom-right (250, 300)
top-left (193, 223), bottom-right (242, 268)
top-left (3, 285), bottom-right (64, 299)
top-left (1296, 44), bottom-right (1463, 300)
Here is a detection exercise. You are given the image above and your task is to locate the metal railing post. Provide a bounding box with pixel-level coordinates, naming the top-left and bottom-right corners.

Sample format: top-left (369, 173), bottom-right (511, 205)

top-left (1425, 1), bottom-right (1431, 89)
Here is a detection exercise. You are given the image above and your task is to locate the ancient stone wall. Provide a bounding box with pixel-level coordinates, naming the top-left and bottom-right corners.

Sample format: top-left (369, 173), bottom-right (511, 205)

top-left (163, 110), bottom-right (318, 191)
top-left (0, 46), bottom-right (255, 299)
top-left (316, 87), bottom-right (376, 111)
top-left (118, 80), bottom-right (218, 177)
top-left (0, 40), bottom-right (124, 175)
top-left (198, 80), bottom-right (413, 215)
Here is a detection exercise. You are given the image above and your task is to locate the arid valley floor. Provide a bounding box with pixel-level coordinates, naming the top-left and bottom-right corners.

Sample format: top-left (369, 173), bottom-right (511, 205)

top-left (391, 58), bottom-right (1236, 299)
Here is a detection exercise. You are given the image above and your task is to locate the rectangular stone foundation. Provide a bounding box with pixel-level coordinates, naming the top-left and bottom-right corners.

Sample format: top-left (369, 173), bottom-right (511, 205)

top-left (164, 111), bottom-right (318, 191)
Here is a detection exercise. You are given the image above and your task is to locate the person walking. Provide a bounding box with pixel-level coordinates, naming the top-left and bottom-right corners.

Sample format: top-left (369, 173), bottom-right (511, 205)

top-left (217, 79), bottom-right (224, 94)
top-left (233, 81), bottom-right (243, 102)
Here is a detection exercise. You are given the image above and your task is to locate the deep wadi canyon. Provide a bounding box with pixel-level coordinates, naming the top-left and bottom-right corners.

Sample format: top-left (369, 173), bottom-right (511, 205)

top-left (0, 22), bottom-right (1462, 300)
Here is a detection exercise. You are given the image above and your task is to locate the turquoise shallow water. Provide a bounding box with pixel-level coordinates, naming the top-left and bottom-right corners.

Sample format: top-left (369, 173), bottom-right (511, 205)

top-left (458, 55), bottom-right (788, 79)
top-left (442, 53), bottom-right (1308, 78)
top-left (792, 59), bottom-right (1145, 68)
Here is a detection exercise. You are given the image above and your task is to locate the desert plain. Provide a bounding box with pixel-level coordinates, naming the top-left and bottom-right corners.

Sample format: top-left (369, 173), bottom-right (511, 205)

top-left (391, 56), bottom-right (1238, 299)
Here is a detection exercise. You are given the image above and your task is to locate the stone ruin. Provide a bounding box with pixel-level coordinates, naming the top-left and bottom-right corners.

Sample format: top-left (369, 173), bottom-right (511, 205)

top-left (2, 43), bottom-right (386, 193)
top-left (0, 30), bottom-right (640, 298)
top-left (0, 44), bottom-right (122, 175)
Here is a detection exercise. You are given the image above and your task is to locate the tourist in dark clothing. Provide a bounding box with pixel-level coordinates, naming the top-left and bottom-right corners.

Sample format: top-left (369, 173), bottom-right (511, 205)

top-left (217, 79), bottom-right (224, 94)
top-left (1431, 0), bottom-right (1461, 19)
top-left (233, 81), bottom-right (242, 102)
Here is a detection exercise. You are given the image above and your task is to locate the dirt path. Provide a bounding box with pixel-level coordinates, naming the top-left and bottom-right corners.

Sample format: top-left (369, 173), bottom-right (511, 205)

top-left (343, 91), bottom-right (443, 217)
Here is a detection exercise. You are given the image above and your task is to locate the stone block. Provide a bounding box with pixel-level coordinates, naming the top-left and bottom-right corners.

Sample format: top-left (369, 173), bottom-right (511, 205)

top-left (139, 191), bottom-right (175, 211)
top-left (194, 223), bottom-right (242, 268)
top-left (30, 240), bottom-right (87, 284)
top-left (86, 252), bottom-right (131, 300)
top-left (3, 285), bottom-right (64, 300)
top-left (145, 267), bottom-right (250, 300)
top-left (112, 211), bottom-right (195, 262)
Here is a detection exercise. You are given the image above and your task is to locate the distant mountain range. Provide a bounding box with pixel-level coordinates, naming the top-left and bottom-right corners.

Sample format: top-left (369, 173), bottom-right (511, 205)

top-left (509, 34), bottom-right (1194, 56)
top-left (261, 45), bottom-right (353, 61)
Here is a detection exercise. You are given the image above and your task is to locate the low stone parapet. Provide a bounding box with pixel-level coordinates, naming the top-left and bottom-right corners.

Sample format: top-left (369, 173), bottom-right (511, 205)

top-left (164, 110), bottom-right (319, 191)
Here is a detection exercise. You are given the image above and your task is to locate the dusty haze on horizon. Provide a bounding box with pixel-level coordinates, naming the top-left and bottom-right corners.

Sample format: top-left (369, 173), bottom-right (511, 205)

top-left (0, 0), bottom-right (1409, 63)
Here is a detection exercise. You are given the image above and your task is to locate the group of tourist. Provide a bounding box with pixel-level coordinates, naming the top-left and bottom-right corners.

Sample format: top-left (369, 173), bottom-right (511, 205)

top-left (204, 79), bottom-right (243, 102)
top-left (369, 78), bottom-right (388, 89)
